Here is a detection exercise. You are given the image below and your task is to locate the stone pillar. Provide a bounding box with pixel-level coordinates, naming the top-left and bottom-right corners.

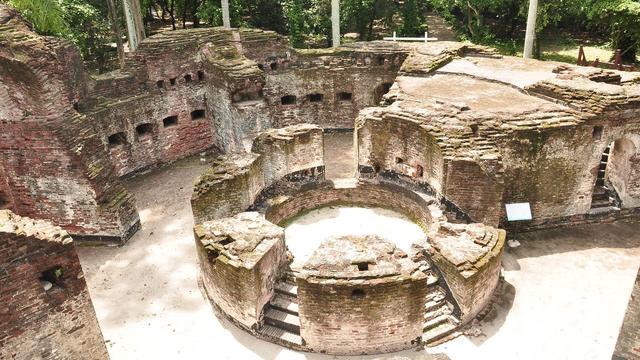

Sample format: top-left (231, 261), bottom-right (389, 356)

top-left (331, 0), bottom-right (340, 48)
top-left (122, 0), bottom-right (146, 51)
top-left (221, 0), bottom-right (231, 28)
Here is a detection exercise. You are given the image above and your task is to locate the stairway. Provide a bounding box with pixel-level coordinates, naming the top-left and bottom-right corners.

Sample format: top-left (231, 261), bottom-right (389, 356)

top-left (259, 279), bottom-right (303, 346)
top-left (591, 145), bottom-right (619, 211)
top-left (591, 185), bottom-right (616, 209)
top-left (422, 268), bottom-right (461, 345)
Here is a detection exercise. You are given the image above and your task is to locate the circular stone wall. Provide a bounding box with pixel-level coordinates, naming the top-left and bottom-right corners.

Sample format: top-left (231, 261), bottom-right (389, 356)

top-left (195, 173), bottom-right (505, 355)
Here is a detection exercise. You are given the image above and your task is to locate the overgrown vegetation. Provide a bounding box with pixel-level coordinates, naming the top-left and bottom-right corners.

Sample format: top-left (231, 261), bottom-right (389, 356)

top-left (5, 0), bottom-right (639, 66)
top-left (431, 0), bottom-right (639, 62)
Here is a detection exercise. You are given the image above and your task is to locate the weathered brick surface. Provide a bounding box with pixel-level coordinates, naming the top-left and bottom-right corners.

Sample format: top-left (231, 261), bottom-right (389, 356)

top-left (427, 223), bottom-right (506, 322)
top-left (191, 124), bottom-right (325, 223)
top-left (262, 179), bottom-right (443, 228)
top-left (357, 58), bottom-right (640, 229)
top-left (0, 6), bottom-right (139, 244)
top-left (356, 108), bottom-right (505, 227)
top-left (298, 274), bottom-right (426, 355)
top-left (195, 212), bottom-right (287, 328)
top-left (0, 210), bottom-right (108, 360)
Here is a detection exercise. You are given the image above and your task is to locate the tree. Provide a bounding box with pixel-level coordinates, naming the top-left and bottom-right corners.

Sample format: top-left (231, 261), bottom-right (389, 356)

top-left (589, 0), bottom-right (640, 62)
top-left (5, 0), bottom-right (67, 35)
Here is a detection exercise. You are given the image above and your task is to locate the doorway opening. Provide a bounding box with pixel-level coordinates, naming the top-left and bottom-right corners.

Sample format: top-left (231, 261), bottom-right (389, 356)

top-left (591, 142), bottom-right (623, 210)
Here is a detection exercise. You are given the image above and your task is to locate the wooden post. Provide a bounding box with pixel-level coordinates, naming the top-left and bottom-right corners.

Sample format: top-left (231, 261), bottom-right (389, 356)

top-left (614, 49), bottom-right (623, 70)
top-left (107, 0), bottom-right (125, 68)
top-left (577, 46), bottom-right (586, 66)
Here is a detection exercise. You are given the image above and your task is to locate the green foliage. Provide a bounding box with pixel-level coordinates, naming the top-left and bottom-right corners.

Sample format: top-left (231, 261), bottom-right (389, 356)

top-left (588, 0), bottom-right (640, 61)
top-left (7, 0), bottom-right (639, 65)
top-left (60, 0), bottom-right (112, 60)
top-left (5, 0), bottom-right (67, 35)
top-left (401, 0), bottom-right (422, 36)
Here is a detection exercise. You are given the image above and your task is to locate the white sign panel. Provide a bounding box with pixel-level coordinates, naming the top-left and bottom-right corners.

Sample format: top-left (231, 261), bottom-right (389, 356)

top-left (505, 203), bottom-right (532, 221)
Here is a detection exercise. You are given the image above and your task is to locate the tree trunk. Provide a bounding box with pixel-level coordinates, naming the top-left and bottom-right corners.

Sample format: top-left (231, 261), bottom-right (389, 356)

top-left (466, 2), bottom-right (474, 37)
top-left (107, 0), bottom-right (125, 68)
top-left (169, 3), bottom-right (176, 30)
top-left (182, 1), bottom-right (187, 29)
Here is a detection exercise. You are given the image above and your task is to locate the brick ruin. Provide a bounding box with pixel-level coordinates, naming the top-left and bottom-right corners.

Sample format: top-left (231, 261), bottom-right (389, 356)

top-left (192, 124), bottom-right (505, 354)
top-left (0, 210), bottom-right (108, 359)
top-left (1, 1), bottom-right (640, 357)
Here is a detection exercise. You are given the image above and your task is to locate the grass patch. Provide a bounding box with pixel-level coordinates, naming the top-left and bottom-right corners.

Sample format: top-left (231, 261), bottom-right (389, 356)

top-left (477, 35), bottom-right (639, 65)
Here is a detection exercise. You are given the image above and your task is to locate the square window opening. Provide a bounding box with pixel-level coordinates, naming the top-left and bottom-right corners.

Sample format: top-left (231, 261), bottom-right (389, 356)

top-left (136, 123), bottom-right (154, 137)
top-left (191, 109), bottom-right (206, 120)
top-left (163, 116), bottom-right (178, 128)
top-left (309, 93), bottom-right (323, 102)
top-left (281, 95), bottom-right (297, 105)
top-left (337, 92), bottom-right (353, 102)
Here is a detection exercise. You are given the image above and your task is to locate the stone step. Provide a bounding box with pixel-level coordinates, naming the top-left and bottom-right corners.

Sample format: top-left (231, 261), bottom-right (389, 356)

top-left (423, 314), bottom-right (454, 332)
top-left (259, 324), bottom-right (303, 346)
top-left (425, 303), bottom-right (452, 322)
top-left (591, 198), bottom-right (614, 208)
top-left (264, 308), bottom-right (301, 334)
top-left (425, 289), bottom-right (446, 303)
top-left (588, 206), bottom-right (620, 215)
top-left (426, 271), bottom-right (439, 286)
top-left (270, 294), bottom-right (299, 315)
top-left (424, 299), bottom-right (445, 313)
top-left (275, 282), bottom-right (298, 298)
top-left (592, 192), bottom-right (610, 201)
top-left (422, 321), bottom-right (458, 345)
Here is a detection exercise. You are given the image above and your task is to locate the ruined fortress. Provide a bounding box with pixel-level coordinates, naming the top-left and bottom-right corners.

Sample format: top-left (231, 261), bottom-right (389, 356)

top-left (1, 3), bottom-right (639, 358)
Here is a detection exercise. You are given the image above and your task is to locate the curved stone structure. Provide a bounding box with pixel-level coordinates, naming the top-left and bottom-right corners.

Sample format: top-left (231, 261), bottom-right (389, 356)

top-left (192, 124), bottom-right (505, 354)
top-left (1, 2), bottom-right (640, 356)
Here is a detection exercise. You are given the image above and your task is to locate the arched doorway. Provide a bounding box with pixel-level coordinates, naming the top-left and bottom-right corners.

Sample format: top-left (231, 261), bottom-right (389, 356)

top-left (591, 138), bottom-right (638, 209)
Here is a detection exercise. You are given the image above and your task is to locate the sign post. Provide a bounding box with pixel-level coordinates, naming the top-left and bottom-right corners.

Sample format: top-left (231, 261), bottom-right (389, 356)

top-left (505, 202), bottom-right (532, 246)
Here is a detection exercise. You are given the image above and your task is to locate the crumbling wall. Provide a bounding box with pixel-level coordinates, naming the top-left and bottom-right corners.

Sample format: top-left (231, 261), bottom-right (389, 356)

top-left (265, 66), bottom-right (398, 129)
top-left (498, 121), bottom-right (640, 226)
top-left (427, 223), bottom-right (505, 322)
top-left (356, 109), bottom-right (504, 226)
top-left (0, 210), bottom-right (108, 359)
top-left (194, 212), bottom-right (287, 328)
top-left (0, 12), bottom-right (139, 244)
top-left (251, 124), bottom-right (324, 183)
top-left (356, 112), bottom-right (446, 193)
top-left (606, 135), bottom-right (640, 208)
top-left (90, 85), bottom-right (215, 176)
top-left (263, 179), bottom-right (443, 229)
top-left (191, 124), bottom-right (324, 223)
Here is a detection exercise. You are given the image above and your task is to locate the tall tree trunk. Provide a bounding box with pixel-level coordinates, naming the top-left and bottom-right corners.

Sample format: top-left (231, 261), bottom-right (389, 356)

top-left (107, 0), bottom-right (125, 68)
top-left (169, 3), bottom-right (176, 30)
top-left (182, 1), bottom-right (188, 29)
top-left (192, 0), bottom-right (201, 28)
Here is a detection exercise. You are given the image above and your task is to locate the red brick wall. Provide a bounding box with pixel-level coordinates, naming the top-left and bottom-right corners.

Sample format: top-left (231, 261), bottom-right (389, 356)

top-left (298, 276), bottom-right (426, 355)
top-left (0, 211), bottom-right (108, 359)
top-left (444, 159), bottom-right (503, 226)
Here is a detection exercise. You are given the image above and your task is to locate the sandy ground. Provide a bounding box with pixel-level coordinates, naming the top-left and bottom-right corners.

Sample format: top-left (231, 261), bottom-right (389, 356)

top-left (77, 133), bottom-right (640, 360)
